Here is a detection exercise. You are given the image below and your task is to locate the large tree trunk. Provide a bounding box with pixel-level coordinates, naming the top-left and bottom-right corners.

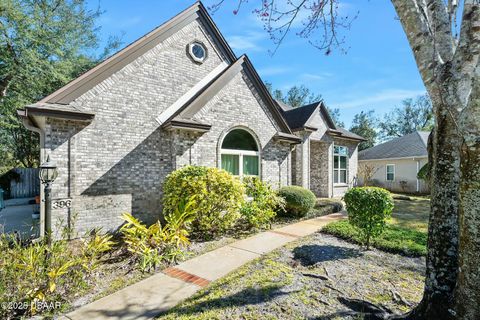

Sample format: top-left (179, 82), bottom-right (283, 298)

top-left (455, 76), bottom-right (480, 320)
top-left (406, 75), bottom-right (461, 320)
top-left (390, 1), bottom-right (480, 319)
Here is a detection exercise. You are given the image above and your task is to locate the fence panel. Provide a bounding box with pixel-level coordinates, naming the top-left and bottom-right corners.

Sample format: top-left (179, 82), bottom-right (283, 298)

top-left (9, 168), bottom-right (40, 199)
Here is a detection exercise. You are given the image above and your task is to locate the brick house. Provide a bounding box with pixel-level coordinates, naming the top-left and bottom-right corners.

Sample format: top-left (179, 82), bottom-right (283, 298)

top-left (18, 2), bottom-right (364, 235)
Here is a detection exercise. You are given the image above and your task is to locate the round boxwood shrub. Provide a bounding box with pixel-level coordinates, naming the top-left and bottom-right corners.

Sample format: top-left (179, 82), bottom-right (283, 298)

top-left (278, 186), bottom-right (316, 217)
top-left (162, 166), bottom-right (245, 239)
top-left (344, 187), bottom-right (394, 249)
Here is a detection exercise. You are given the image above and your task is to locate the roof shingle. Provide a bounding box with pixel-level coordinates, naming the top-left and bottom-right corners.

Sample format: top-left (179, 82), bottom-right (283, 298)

top-left (358, 131), bottom-right (430, 160)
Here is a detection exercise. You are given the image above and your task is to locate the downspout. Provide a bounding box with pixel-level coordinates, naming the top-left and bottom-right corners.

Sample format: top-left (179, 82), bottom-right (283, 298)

top-left (21, 116), bottom-right (46, 238)
top-left (415, 158), bottom-right (420, 193)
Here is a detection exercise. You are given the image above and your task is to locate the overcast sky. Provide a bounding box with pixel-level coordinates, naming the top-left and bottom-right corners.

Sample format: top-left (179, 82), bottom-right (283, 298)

top-left (88, 0), bottom-right (426, 128)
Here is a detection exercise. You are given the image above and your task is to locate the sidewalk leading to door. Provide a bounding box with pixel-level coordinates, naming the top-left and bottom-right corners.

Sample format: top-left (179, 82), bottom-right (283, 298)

top-left (62, 212), bottom-right (347, 320)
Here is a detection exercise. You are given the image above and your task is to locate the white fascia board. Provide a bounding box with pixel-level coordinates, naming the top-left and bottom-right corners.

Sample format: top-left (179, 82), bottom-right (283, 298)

top-left (156, 61), bottom-right (228, 125)
top-left (358, 156), bottom-right (428, 162)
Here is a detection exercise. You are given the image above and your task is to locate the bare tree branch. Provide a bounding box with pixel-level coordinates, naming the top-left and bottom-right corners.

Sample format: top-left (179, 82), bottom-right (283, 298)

top-left (208, 0), bottom-right (357, 55)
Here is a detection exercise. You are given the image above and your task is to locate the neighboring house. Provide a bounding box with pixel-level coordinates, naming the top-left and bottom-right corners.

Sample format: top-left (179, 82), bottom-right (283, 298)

top-left (18, 2), bottom-right (363, 235)
top-left (358, 131), bottom-right (430, 194)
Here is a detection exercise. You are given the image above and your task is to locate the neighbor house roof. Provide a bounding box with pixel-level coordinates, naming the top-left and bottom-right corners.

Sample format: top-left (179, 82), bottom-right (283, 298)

top-left (277, 101), bottom-right (366, 141)
top-left (358, 131), bottom-right (430, 160)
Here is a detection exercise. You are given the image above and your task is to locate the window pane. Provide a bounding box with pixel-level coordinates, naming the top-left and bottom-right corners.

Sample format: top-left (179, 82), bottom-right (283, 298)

top-left (221, 154), bottom-right (239, 175)
top-left (334, 170), bottom-right (339, 183)
top-left (334, 156), bottom-right (339, 169)
top-left (387, 173), bottom-right (394, 181)
top-left (334, 146), bottom-right (348, 155)
top-left (340, 170), bottom-right (347, 183)
top-left (243, 155), bottom-right (259, 176)
top-left (386, 165), bottom-right (394, 174)
top-left (340, 156), bottom-right (347, 169)
top-left (221, 129), bottom-right (258, 151)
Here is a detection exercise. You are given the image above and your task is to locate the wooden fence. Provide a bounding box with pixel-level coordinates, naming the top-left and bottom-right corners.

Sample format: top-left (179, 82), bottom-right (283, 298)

top-left (9, 168), bottom-right (40, 199)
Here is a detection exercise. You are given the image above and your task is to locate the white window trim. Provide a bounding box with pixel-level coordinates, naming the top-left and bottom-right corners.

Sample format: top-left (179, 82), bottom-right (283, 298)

top-left (188, 41), bottom-right (208, 63)
top-left (333, 145), bottom-right (348, 185)
top-left (386, 164), bottom-right (395, 181)
top-left (220, 149), bottom-right (260, 177)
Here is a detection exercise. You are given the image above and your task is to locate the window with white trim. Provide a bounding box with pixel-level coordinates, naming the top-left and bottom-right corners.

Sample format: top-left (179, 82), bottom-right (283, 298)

top-left (220, 129), bottom-right (260, 177)
top-left (386, 164), bottom-right (395, 181)
top-left (333, 145), bottom-right (348, 184)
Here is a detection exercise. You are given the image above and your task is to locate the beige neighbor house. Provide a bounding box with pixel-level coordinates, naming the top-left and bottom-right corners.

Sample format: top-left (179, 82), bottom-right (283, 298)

top-left (358, 131), bottom-right (430, 194)
top-left (18, 2), bottom-right (364, 236)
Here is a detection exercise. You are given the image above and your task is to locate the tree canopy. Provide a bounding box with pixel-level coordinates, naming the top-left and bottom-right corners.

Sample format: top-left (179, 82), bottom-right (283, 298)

top-left (378, 94), bottom-right (433, 140)
top-left (349, 110), bottom-right (377, 150)
top-left (0, 0), bottom-right (120, 169)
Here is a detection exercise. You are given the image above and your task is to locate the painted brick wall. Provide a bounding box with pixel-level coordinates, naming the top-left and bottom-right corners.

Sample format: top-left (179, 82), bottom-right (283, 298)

top-left (44, 18), bottom-right (232, 234)
top-left (181, 70), bottom-right (292, 188)
top-left (44, 18), bottom-right (291, 236)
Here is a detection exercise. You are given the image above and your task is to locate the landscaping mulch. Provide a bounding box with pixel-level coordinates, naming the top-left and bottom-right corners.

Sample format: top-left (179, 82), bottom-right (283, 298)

top-left (159, 233), bottom-right (425, 320)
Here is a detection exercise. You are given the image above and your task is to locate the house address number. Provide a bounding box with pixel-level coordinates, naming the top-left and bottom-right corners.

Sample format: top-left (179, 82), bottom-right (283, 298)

top-left (52, 199), bottom-right (72, 209)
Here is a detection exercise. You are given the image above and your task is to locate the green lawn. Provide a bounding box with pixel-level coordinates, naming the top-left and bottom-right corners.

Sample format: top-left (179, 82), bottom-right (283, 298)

top-left (323, 198), bottom-right (430, 256)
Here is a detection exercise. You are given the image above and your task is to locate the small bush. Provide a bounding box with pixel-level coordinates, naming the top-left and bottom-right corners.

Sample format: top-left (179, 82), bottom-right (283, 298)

top-left (278, 186), bottom-right (316, 217)
top-left (240, 177), bottom-right (285, 229)
top-left (120, 198), bottom-right (195, 272)
top-left (344, 187), bottom-right (394, 249)
top-left (0, 229), bottom-right (114, 319)
top-left (163, 166), bottom-right (244, 239)
top-left (322, 220), bottom-right (426, 256)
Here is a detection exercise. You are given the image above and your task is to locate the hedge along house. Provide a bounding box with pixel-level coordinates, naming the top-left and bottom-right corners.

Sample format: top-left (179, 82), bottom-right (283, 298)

top-left (277, 101), bottom-right (366, 198)
top-left (18, 2), bottom-right (362, 236)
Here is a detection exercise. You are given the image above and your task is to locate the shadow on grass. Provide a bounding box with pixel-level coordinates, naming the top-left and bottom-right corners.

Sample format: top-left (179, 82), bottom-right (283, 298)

top-left (161, 285), bottom-right (292, 317)
top-left (293, 244), bottom-right (363, 266)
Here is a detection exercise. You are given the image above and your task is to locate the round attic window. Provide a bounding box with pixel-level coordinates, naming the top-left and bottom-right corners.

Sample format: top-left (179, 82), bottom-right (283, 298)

top-left (188, 41), bottom-right (207, 63)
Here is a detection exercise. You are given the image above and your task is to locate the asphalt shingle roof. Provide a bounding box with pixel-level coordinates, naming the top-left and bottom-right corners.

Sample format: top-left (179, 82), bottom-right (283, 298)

top-left (358, 131), bottom-right (430, 160)
top-left (280, 102), bottom-right (318, 130)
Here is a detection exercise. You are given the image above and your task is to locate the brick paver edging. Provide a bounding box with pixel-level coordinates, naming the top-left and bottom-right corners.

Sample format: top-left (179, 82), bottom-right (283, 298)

top-left (163, 267), bottom-right (210, 287)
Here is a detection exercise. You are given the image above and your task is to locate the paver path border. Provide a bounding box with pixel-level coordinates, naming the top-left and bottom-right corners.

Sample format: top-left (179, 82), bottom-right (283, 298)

top-left (62, 212), bottom-right (346, 320)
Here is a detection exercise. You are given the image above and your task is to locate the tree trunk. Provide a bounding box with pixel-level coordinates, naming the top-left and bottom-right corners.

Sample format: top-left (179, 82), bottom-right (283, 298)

top-left (406, 86), bottom-right (461, 320)
top-left (454, 77), bottom-right (480, 320)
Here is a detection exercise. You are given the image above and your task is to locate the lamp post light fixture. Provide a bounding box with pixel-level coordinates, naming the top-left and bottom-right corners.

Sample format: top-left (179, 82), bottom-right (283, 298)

top-left (39, 155), bottom-right (58, 245)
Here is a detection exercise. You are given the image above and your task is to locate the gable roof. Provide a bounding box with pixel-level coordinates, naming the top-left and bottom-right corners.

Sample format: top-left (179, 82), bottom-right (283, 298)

top-left (358, 131), bottom-right (430, 160)
top-left (281, 102), bottom-right (319, 131)
top-left (163, 55), bottom-right (295, 135)
top-left (38, 1), bottom-right (236, 106)
top-left (277, 101), bottom-right (365, 141)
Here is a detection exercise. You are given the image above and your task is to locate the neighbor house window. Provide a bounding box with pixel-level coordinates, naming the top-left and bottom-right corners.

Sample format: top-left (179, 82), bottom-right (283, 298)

top-left (386, 164), bottom-right (395, 181)
top-left (220, 129), bottom-right (260, 177)
top-left (333, 146), bottom-right (348, 184)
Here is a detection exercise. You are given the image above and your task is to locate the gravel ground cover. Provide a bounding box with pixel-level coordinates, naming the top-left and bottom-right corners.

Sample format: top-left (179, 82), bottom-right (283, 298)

top-left (158, 233), bottom-right (425, 320)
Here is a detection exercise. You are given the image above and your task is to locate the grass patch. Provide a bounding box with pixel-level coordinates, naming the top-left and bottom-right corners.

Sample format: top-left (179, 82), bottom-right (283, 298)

top-left (390, 198), bottom-right (430, 233)
top-left (322, 220), bottom-right (427, 256)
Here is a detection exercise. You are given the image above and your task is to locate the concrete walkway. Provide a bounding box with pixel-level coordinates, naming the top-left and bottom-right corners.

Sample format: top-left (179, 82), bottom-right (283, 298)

top-left (62, 212), bottom-right (346, 320)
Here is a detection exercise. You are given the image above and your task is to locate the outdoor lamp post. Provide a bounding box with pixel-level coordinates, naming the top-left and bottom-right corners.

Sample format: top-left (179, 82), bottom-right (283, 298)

top-left (39, 155), bottom-right (58, 245)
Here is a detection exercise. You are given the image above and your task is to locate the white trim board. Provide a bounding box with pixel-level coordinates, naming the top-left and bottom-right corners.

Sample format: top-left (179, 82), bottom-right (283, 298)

top-left (156, 61), bottom-right (228, 125)
top-left (358, 156), bottom-right (428, 162)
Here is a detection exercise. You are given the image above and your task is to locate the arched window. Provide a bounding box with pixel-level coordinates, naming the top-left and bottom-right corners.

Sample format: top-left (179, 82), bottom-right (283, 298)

top-left (220, 129), bottom-right (260, 177)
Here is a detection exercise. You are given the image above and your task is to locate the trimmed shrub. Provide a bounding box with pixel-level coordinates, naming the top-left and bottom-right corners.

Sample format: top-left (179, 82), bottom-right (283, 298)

top-left (162, 166), bottom-right (244, 239)
top-left (240, 177), bottom-right (285, 229)
top-left (278, 186), bottom-right (316, 217)
top-left (344, 187), bottom-right (394, 249)
top-left (322, 220), bottom-right (427, 256)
